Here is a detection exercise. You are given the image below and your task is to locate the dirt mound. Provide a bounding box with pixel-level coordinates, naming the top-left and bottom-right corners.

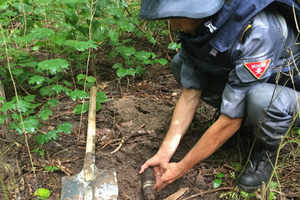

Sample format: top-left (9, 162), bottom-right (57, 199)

top-left (111, 96), bottom-right (173, 135)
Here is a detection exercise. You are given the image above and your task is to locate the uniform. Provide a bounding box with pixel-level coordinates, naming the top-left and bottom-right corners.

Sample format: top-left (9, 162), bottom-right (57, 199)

top-left (139, 0), bottom-right (300, 191)
top-left (170, 8), bottom-right (300, 190)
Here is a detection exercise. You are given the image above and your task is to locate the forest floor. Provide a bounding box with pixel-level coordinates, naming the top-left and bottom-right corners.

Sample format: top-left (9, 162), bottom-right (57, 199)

top-left (0, 39), bottom-right (300, 200)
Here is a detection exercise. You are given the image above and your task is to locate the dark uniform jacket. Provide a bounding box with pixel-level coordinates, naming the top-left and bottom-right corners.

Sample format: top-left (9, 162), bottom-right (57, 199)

top-left (178, 8), bottom-right (300, 118)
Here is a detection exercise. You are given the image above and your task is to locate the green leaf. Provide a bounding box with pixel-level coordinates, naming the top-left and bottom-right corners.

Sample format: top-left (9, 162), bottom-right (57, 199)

top-left (32, 46), bottom-right (39, 51)
top-left (12, 68), bottom-right (24, 75)
top-left (51, 85), bottom-right (67, 94)
top-left (217, 172), bottom-right (224, 178)
top-left (0, 114), bottom-right (8, 124)
top-left (77, 74), bottom-right (86, 81)
top-left (127, 68), bottom-right (136, 76)
top-left (39, 86), bottom-right (53, 96)
top-left (23, 116), bottom-right (39, 133)
top-left (96, 103), bottom-right (102, 112)
top-left (64, 40), bottom-right (97, 51)
top-left (34, 134), bottom-right (47, 145)
top-left (13, 116), bottom-right (39, 134)
top-left (213, 179), bottom-right (222, 189)
top-left (117, 19), bottom-right (135, 32)
top-left (46, 99), bottom-right (59, 107)
top-left (69, 89), bottom-right (89, 101)
top-left (145, 32), bottom-right (156, 44)
top-left (34, 188), bottom-right (50, 199)
top-left (115, 46), bottom-right (136, 57)
top-left (108, 30), bottom-right (119, 42)
top-left (64, 0), bottom-right (79, 8)
top-left (168, 42), bottom-right (178, 50)
top-left (269, 191), bottom-right (275, 200)
top-left (45, 165), bottom-right (59, 172)
top-left (74, 103), bottom-right (89, 114)
top-left (155, 58), bottom-right (168, 66)
top-left (64, 80), bottom-right (72, 87)
top-left (269, 181), bottom-right (279, 190)
top-left (38, 108), bottom-right (52, 121)
top-left (240, 190), bottom-right (255, 198)
top-left (16, 28), bottom-right (54, 43)
top-left (33, 148), bottom-right (45, 156)
top-left (0, 4), bottom-right (9, 11)
top-left (24, 95), bottom-right (36, 102)
top-left (1, 101), bottom-right (16, 112)
top-left (116, 67), bottom-right (128, 78)
top-left (97, 92), bottom-right (108, 103)
top-left (17, 99), bottom-right (31, 113)
top-left (86, 76), bottom-right (96, 83)
top-left (13, 3), bottom-right (33, 13)
top-left (0, 96), bottom-right (5, 102)
top-left (50, 31), bottom-right (68, 45)
top-left (32, 28), bottom-right (54, 39)
top-left (57, 122), bottom-right (72, 134)
top-left (29, 75), bottom-right (45, 86)
top-left (112, 63), bottom-right (123, 69)
top-left (65, 8), bottom-right (78, 25)
top-left (45, 130), bottom-right (59, 141)
top-left (134, 51), bottom-right (153, 61)
top-left (38, 59), bottom-right (69, 75)
top-left (45, 166), bottom-right (52, 171)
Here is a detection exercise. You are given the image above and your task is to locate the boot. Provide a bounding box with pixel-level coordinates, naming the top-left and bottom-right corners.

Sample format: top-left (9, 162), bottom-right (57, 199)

top-left (237, 142), bottom-right (278, 191)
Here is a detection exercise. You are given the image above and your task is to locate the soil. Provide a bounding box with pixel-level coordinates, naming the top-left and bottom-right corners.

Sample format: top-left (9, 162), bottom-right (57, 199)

top-left (0, 41), bottom-right (300, 200)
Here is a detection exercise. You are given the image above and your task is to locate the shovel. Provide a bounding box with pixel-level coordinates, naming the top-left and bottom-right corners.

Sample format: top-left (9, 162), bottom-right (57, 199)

top-left (61, 86), bottom-right (118, 200)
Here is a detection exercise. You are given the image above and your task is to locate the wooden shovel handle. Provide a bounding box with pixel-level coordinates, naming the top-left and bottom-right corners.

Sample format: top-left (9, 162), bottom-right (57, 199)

top-left (84, 86), bottom-right (97, 181)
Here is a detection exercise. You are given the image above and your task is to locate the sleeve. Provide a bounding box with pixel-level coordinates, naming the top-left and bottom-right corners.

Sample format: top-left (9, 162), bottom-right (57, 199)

top-left (220, 11), bottom-right (285, 118)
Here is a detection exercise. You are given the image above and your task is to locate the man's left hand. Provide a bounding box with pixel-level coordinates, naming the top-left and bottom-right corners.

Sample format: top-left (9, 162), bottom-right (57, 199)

top-left (153, 162), bottom-right (187, 192)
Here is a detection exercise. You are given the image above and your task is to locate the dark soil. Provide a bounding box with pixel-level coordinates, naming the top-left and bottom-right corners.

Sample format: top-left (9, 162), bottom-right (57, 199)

top-left (0, 42), bottom-right (299, 200)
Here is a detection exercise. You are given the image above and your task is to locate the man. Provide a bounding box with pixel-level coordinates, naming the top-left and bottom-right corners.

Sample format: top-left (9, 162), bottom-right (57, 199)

top-left (139, 0), bottom-right (300, 193)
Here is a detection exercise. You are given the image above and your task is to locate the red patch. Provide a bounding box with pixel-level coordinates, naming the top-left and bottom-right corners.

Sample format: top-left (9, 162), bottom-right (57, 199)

top-left (244, 59), bottom-right (270, 79)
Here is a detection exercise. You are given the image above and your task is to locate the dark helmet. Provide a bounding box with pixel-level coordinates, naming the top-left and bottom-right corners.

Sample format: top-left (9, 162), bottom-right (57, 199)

top-left (139, 0), bottom-right (225, 20)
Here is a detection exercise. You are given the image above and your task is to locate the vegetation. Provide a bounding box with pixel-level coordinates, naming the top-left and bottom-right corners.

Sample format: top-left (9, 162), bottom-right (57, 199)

top-left (0, 0), bottom-right (299, 199)
top-left (0, 0), bottom-right (169, 143)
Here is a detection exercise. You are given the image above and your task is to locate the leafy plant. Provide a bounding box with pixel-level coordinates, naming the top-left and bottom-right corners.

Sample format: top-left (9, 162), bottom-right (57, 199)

top-left (239, 190), bottom-right (256, 199)
top-left (45, 166), bottom-right (59, 172)
top-left (0, 0), bottom-right (171, 150)
top-left (33, 148), bottom-right (45, 156)
top-left (34, 188), bottom-right (50, 200)
top-left (34, 122), bottom-right (73, 146)
top-left (73, 90), bottom-right (108, 115)
top-left (213, 172), bottom-right (224, 189)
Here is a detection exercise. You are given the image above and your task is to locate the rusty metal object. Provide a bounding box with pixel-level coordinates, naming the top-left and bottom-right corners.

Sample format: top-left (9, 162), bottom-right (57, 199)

top-left (142, 168), bottom-right (157, 200)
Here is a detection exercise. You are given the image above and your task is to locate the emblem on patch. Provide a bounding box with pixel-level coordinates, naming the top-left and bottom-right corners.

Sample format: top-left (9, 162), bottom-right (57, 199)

top-left (244, 59), bottom-right (270, 79)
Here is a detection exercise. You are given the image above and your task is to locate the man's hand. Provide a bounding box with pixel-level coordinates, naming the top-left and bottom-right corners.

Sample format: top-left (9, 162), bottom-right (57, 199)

top-left (152, 162), bottom-right (187, 192)
top-left (139, 153), bottom-right (170, 175)
top-left (140, 157), bottom-right (188, 192)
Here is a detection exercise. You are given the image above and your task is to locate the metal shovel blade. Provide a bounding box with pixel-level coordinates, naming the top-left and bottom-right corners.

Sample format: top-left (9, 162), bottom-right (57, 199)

top-left (61, 86), bottom-right (118, 200)
top-left (61, 167), bottom-right (118, 200)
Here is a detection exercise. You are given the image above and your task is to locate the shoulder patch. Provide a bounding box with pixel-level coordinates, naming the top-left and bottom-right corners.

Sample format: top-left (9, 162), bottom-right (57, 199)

top-left (244, 59), bottom-right (270, 79)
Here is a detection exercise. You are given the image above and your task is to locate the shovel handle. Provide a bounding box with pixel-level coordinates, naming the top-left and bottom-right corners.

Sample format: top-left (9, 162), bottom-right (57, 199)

top-left (84, 86), bottom-right (97, 182)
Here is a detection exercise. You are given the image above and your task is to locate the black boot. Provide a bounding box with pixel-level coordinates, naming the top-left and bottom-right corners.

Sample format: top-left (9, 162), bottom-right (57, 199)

top-left (237, 142), bottom-right (278, 191)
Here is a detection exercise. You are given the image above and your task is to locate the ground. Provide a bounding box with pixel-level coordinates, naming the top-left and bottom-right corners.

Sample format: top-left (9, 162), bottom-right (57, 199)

top-left (0, 44), bottom-right (300, 200)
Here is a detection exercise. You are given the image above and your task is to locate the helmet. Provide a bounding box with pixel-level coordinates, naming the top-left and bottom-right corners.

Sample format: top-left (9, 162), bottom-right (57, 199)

top-left (139, 0), bottom-right (225, 20)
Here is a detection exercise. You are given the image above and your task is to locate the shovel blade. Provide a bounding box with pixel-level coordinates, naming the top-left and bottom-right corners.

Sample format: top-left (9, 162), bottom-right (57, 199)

top-left (61, 169), bottom-right (118, 200)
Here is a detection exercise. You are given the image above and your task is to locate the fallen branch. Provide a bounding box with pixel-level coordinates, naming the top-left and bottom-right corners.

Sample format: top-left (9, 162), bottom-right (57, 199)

top-left (182, 187), bottom-right (234, 200)
top-left (164, 187), bottom-right (189, 200)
